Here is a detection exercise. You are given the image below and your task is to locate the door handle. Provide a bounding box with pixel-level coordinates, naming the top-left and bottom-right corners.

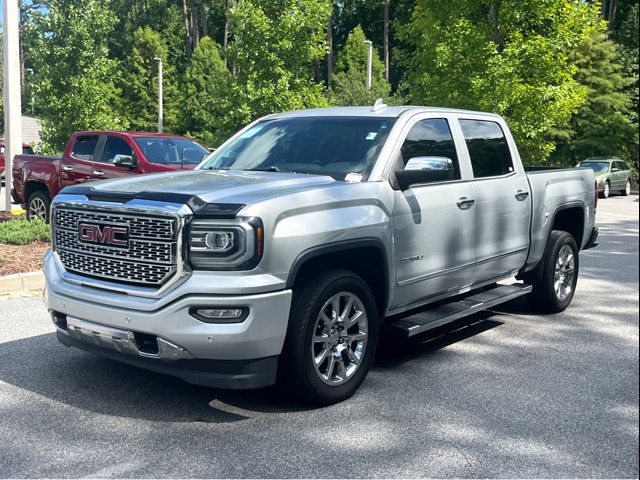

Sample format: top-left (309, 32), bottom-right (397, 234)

top-left (61, 165), bottom-right (74, 172)
top-left (515, 190), bottom-right (529, 201)
top-left (456, 197), bottom-right (475, 210)
top-left (92, 170), bottom-right (104, 176)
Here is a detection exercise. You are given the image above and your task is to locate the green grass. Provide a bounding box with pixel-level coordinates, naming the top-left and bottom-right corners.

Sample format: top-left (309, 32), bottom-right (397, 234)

top-left (0, 219), bottom-right (51, 245)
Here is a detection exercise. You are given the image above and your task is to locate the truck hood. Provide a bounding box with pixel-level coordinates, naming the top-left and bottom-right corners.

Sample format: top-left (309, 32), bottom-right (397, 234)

top-left (73, 169), bottom-right (340, 206)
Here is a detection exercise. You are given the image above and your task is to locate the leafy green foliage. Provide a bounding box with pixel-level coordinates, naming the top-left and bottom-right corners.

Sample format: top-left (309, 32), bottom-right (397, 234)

top-left (181, 37), bottom-right (235, 147)
top-left (397, 0), bottom-right (601, 163)
top-left (329, 26), bottom-right (395, 105)
top-left (120, 27), bottom-right (181, 133)
top-left (551, 28), bottom-right (636, 165)
top-left (227, 0), bottom-right (331, 123)
top-left (0, 219), bottom-right (51, 245)
top-left (23, 0), bottom-right (128, 152)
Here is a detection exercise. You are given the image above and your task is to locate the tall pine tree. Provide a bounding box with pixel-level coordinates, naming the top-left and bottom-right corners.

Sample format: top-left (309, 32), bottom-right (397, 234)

top-left (181, 36), bottom-right (235, 146)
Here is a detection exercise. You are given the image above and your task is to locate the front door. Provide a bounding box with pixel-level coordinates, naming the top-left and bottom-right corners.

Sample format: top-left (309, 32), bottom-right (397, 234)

top-left (391, 117), bottom-right (477, 311)
top-left (458, 118), bottom-right (531, 283)
top-left (92, 135), bottom-right (139, 180)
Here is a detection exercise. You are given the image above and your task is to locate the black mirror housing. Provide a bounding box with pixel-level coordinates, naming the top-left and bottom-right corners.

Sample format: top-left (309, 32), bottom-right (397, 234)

top-left (394, 169), bottom-right (453, 190)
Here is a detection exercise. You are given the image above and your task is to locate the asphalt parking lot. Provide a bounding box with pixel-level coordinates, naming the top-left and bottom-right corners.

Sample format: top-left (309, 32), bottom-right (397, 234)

top-left (0, 195), bottom-right (638, 478)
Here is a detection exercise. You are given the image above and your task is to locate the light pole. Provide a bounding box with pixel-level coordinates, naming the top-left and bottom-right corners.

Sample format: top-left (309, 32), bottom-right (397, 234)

top-left (3, 0), bottom-right (23, 212)
top-left (154, 57), bottom-right (163, 133)
top-left (363, 40), bottom-right (373, 90)
top-left (26, 68), bottom-right (35, 114)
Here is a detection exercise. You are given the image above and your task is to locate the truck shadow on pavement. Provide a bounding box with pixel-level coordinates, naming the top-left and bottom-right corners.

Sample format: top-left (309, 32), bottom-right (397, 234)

top-left (0, 312), bottom-right (505, 422)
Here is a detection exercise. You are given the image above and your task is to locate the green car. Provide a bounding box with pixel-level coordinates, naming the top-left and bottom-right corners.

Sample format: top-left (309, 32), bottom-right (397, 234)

top-left (578, 157), bottom-right (633, 198)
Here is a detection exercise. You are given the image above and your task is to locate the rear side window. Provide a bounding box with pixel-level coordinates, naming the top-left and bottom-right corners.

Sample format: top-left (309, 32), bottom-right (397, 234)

top-left (100, 136), bottom-right (133, 164)
top-left (71, 135), bottom-right (99, 161)
top-left (459, 119), bottom-right (514, 178)
top-left (400, 119), bottom-right (461, 181)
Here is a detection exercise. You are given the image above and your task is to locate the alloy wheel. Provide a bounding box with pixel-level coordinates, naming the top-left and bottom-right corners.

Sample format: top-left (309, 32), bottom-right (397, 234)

top-left (29, 197), bottom-right (47, 221)
top-left (554, 245), bottom-right (575, 301)
top-left (311, 291), bottom-right (368, 386)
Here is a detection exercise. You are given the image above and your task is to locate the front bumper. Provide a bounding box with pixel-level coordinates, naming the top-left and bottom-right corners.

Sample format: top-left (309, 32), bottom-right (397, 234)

top-left (45, 251), bottom-right (293, 389)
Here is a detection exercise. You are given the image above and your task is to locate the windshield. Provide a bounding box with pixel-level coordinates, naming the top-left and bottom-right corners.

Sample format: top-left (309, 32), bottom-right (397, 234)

top-left (135, 137), bottom-right (208, 165)
top-left (201, 116), bottom-right (396, 180)
top-left (579, 161), bottom-right (609, 173)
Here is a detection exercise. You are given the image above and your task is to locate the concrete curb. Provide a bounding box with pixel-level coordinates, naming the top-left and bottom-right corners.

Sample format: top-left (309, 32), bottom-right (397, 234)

top-left (0, 270), bottom-right (44, 301)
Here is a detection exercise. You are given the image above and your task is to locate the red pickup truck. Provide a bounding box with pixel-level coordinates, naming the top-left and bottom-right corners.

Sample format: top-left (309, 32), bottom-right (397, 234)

top-left (12, 131), bottom-right (209, 221)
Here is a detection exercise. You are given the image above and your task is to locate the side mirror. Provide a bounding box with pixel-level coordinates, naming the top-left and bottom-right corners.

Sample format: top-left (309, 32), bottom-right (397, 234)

top-left (394, 156), bottom-right (455, 190)
top-left (113, 154), bottom-right (138, 170)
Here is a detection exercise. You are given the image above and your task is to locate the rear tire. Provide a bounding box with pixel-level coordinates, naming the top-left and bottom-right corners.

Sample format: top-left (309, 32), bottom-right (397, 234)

top-left (279, 269), bottom-right (378, 405)
top-left (26, 191), bottom-right (51, 223)
top-left (621, 179), bottom-right (631, 196)
top-left (527, 230), bottom-right (579, 313)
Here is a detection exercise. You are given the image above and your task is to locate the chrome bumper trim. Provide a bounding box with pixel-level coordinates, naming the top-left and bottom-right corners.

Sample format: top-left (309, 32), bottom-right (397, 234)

top-left (62, 316), bottom-right (193, 361)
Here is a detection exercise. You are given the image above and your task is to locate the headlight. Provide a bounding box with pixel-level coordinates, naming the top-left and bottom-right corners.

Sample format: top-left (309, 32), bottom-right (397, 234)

top-left (188, 218), bottom-right (263, 270)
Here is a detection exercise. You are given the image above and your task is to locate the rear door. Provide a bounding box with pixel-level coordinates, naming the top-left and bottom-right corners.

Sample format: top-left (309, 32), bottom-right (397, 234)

top-left (390, 116), bottom-right (477, 310)
top-left (457, 117), bottom-right (531, 284)
top-left (92, 135), bottom-right (139, 180)
top-left (60, 135), bottom-right (99, 188)
top-left (613, 161), bottom-right (628, 189)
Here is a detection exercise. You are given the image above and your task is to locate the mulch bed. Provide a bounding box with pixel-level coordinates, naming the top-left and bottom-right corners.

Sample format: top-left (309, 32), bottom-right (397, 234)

top-left (0, 241), bottom-right (49, 276)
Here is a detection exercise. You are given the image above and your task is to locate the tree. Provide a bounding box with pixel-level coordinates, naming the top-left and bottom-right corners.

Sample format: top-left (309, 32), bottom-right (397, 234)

top-left (22, 0), bottom-right (127, 152)
top-left (227, 0), bottom-right (330, 123)
top-left (328, 26), bottom-right (394, 105)
top-left (120, 27), bottom-right (181, 133)
top-left (551, 29), bottom-right (636, 165)
top-left (397, 0), bottom-right (602, 163)
top-left (181, 36), bottom-right (235, 146)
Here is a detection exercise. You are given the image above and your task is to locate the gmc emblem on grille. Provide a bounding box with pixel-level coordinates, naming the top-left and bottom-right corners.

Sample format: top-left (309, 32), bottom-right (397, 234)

top-left (78, 223), bottom-right (129, 248)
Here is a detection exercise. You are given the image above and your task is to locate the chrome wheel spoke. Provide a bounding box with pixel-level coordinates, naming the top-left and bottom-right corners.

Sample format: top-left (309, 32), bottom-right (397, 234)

top-left (312, 291), bottom-right (368, 386)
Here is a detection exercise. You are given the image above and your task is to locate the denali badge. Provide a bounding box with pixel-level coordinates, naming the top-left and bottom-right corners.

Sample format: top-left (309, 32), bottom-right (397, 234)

top-left (78, 223), bottom-right (129, 248)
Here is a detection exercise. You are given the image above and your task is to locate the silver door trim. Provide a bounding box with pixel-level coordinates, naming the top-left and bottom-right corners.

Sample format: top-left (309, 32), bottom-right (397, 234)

top-left (397, 247), bottom-right (528, 287)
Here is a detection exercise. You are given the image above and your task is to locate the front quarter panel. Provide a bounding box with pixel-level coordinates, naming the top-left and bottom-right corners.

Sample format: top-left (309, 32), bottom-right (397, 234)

top-left (240, 181), bottom-right (395, 289)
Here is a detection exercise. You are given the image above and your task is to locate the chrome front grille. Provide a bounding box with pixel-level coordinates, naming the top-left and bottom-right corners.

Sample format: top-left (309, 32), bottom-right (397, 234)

top-left (53, 207), bottom-right (179, 288)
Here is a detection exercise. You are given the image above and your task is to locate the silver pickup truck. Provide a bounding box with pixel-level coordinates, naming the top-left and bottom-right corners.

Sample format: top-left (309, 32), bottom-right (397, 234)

top-left (44, 104), bottom-right (599, 404)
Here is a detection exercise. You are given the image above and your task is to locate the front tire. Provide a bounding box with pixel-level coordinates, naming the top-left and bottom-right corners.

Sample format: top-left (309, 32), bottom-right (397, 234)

top-left (26, 191), bottom-right (51, 223)
top-left (600, 180), bottom-right (611, 199)
top-left (527, 230), bottom-right (579, 313)
top-left (279, 270), bottom-right (378, 405)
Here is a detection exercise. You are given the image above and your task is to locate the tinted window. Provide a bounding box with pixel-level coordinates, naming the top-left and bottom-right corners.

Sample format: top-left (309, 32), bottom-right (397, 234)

top-left (400, 119), bottom-right (460, 181)
top-left (201, 117), bottom-right (396, 180)
top-left (71, 135), bottom-right (99, 161)
top-left (24, 146), bottom-right (34, 155)
top-left (101, 137), bottom-right (133, 164)
top-left (135, 137), bottom-right (208, 166)
top-left (459, 120), bottom-right (514, 178)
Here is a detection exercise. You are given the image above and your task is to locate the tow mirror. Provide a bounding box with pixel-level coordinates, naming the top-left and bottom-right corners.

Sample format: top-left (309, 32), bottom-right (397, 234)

top-left (113, 154), bottom-right (138, 170)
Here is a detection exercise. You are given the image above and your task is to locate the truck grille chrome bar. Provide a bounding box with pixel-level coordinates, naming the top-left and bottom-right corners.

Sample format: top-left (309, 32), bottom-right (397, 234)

top-left (53, 206), bottom-right (182, 289)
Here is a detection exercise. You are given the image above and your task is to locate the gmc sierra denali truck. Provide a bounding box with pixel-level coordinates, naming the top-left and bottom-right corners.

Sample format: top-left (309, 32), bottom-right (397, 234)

top-left (45, 104), bottom-right (599, 404)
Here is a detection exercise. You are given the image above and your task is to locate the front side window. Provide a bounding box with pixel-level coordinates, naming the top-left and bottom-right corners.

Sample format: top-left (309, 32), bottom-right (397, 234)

top-left (459, 119), bottom-right (514, 178)
top-left (201, 116), bottom-right (396, 180)
top-left (71, 135), bottom-right (99, 161)
top-left (399, 118), bottom-right (461, 181)
top-left (23, 146), bottom-right (34, 155)
top-left (100, 137), bottom-right (133, 164)
top-left (135, 137), bottom-right (208, 165)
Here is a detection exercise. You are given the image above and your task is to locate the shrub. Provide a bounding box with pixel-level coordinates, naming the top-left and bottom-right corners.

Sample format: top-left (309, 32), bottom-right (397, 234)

top-left (0, 219), bottom-right (51, 245)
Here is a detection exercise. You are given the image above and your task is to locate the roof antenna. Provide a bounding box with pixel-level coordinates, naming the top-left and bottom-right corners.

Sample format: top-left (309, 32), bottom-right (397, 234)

top-left (371, 98), bottom-right (387, 112)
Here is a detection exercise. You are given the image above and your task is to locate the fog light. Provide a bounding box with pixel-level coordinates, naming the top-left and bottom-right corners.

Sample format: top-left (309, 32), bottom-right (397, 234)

top-left (190, 307), bottom-right (248, 323)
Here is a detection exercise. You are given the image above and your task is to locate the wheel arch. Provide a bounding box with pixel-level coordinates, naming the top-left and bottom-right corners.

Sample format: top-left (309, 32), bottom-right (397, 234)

top-left (25, 180), bottom-right (51, 202)
top-left (286, 239), bottom-right (390, 319)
